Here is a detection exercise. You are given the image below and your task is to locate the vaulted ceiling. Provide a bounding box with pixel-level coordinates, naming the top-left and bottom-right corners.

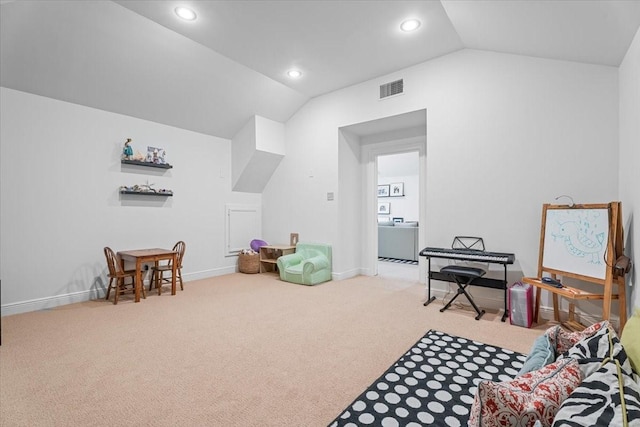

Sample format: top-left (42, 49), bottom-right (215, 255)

top-left (2, 0), bottom-right (640, 139)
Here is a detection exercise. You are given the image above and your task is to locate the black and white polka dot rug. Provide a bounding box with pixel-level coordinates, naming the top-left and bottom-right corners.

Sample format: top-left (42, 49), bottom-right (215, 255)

top-left (328, 330), bottom-right (526, 426)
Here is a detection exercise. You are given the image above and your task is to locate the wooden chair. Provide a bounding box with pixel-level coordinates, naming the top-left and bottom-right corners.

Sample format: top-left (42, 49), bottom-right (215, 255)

top-left (150, 241), bottom-right (186, 295)
top-left (104, 247), bottom-right (145, 304)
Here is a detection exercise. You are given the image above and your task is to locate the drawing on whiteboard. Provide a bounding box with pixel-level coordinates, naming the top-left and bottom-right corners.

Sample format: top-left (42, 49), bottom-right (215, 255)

top-left (542, 208), bottom-right (608, 280)
top-left (549, 210), bottom-right (605, 264)
top-left (553, 221), bottom-right (604, 263)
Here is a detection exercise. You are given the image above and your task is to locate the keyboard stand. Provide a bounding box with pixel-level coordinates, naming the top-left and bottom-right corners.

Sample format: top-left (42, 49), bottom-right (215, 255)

top-left (423, 256), bottom-right (510, 322)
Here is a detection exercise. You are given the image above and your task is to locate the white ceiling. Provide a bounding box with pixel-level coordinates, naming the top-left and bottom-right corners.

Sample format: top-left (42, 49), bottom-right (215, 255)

top-left (2, 0), bottom-right (640, 139)
top-left (113, 0), bottom-right (463, 99)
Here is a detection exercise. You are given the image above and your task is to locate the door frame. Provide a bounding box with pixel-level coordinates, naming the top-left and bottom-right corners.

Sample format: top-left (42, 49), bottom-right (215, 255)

top-left (361, 136), bottom-right (427, 279)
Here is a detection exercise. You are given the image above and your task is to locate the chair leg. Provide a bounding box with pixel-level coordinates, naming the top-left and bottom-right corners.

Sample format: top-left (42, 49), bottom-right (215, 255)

top-left (440, 288), bottom-right (463, 312)
top-left (178, 268), bottom-right (183, 291)
top-left (140, 277), bottom-right (146, 299)
top-left (114, 278), bottom-right (121, 305)
top-left (106, 277), bottom-right (113, 301)
top-left (439, 278), bottom-right (485, 320)
top-left (157, 270), bottom-right (163, 295)
top-left (461, 284), bottom-right (486, 320)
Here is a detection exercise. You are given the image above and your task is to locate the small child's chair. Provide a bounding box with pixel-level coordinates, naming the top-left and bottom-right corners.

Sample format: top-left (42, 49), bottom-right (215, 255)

top-left (276, 242), bottom-right (332, 285)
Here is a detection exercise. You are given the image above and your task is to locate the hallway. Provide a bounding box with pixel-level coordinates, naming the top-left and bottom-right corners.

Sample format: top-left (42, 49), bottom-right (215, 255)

top-left (376, 259), bottom-right (419, 282)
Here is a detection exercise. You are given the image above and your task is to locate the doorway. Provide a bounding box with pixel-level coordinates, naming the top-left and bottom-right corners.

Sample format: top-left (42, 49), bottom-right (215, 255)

top-left (377, 151), bottom-right (420, 281)
top-left (339, 109), bottom-right (427, 281)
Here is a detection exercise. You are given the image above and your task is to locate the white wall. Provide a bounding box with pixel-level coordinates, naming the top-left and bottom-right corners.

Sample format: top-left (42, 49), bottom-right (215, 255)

top-left (337, 130), bottom-right (364, 279)
top-left (3, 45), bottom-right (631, 320)
top-left (619, 27), bottom-right (640, 311)
top-left (263, 49), bottom-right (620, 316)
top-left (0, 88), bottom-right (260, 314)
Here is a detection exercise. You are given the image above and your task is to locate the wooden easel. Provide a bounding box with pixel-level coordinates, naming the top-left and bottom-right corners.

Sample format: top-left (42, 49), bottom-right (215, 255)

top-left (522, 202), bottom-right (627, 331)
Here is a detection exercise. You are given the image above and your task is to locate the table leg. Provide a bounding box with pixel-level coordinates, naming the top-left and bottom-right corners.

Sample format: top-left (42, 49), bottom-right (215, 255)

top-left (135, 258), bottom-right (142, 302)
top-left (171, 253), bottom-right (177, 295)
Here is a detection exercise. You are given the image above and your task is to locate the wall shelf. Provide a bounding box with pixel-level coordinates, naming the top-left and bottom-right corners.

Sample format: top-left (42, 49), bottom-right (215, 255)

top-left (121, 159), bottom-right (173, 169)
top-left (259, 245), bottom-right (295, 273)
top-left (119, 190), bottom-right (173, 197)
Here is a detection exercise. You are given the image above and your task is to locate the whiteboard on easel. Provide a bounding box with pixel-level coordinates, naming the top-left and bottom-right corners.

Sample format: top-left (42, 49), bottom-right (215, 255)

top-left (542, 208), bottom-right (609, 280)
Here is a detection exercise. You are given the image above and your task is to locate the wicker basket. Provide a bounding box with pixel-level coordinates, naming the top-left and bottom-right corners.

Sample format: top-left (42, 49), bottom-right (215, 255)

top-left (238, 253), bottom-right (260, 274)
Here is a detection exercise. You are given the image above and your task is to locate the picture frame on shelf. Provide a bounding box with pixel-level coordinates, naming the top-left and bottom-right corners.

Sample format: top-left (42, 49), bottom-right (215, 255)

top-left (393, 217), bottom-right (404, 223)
top-left (146, 146), bottom-right (168, 165)
top-left (378, 202), bottom-right (390, 215)
top-left (378, 185), bottom-right (390, 197)
top-left (390, 182), bottom-right (404, 197)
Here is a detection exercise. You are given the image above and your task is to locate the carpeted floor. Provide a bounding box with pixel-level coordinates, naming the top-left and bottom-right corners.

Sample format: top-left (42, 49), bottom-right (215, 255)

top-left (0, 273), bottom-right (548, 426)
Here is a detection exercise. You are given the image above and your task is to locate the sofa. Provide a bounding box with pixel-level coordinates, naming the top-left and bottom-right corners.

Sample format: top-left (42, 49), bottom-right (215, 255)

top-left (378, 221), bottom-right (419, 261)
top-left (470, 318), bottom-right (640, 427)
top-left (276, 242), bottom-right (332, 285)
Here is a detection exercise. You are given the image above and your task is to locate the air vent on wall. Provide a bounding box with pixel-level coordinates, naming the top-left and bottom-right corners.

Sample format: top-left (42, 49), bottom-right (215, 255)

top-left (380, 79), bottom-right (403, 99)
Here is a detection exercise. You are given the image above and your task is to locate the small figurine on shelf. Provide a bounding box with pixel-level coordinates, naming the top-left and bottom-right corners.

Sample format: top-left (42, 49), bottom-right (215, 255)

top-left (122, 138), bottom-right (134, 160)
top-left (132, 151), bottom-right (145, 161)
top-left (138, 180), bottom-right (156, 192)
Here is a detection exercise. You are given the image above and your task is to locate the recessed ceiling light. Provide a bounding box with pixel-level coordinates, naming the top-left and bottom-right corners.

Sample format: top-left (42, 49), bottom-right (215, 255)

top-left (287, 69), bottom-right (302, 78)
top-left (400, 19), bottom-right (421, 32)
top-left (175, 6), bottom-right (197, 21)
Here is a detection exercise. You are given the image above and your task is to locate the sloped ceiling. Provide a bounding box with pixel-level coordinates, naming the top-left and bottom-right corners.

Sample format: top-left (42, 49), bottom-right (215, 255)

top-left (2, 1), bottom-right (640, 139)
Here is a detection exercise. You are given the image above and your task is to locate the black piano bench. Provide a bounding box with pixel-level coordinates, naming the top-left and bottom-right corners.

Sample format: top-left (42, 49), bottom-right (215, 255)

top-left (439, 265), bottom-right (486, 320)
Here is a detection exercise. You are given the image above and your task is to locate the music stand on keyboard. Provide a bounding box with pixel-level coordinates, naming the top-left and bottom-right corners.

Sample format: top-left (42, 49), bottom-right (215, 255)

top-left (439, 236), bottom-right (487, 320)
top-left (451, 236), bottom-right (485, 251)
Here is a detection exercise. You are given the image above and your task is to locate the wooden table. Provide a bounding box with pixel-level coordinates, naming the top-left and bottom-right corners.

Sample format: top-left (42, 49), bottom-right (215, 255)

top-left (118, 248), bottom-right (177, 302)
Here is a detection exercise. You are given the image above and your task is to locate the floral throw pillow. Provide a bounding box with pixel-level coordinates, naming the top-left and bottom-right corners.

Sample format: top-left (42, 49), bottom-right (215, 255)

top-left (469, 358), bottom-right (582, 427)
top-left (545, 321), bottom-right (608, 356)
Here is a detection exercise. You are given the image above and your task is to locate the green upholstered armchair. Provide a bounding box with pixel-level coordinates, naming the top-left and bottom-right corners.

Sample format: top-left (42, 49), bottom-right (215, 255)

top-left (276, 242), bottom-right (332, 285)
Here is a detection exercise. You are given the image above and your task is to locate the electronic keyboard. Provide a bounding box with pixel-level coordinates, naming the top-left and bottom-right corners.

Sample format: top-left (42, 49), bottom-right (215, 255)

top-left (419, 247), bottom-right (515, 264)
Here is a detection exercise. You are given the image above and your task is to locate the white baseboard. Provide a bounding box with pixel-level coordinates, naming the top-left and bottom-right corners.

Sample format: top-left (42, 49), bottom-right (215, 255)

top-left (1, 266), bottom-right (236, 316)
top-left (1, 289), bottom-right (103, 316)
top-left (424, 285), bottom-right (619, 329)
top-left (184, 266), bottom-right (236, 281)
top-left (332, 268), bottom-right (364, 281)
